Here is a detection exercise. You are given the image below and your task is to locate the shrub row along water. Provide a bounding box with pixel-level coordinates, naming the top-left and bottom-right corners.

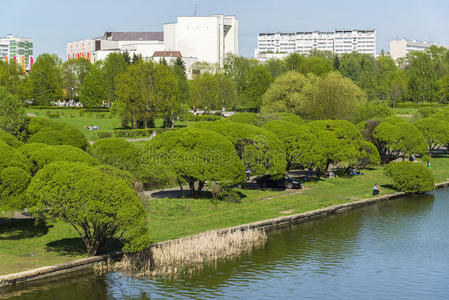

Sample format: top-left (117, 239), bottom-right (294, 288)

top-left (115, 229), bottom-right (267, 277)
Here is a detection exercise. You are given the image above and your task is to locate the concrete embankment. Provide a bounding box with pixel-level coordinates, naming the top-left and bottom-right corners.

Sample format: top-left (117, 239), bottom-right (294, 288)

top-left (2, 182), bottom-right (449, 288)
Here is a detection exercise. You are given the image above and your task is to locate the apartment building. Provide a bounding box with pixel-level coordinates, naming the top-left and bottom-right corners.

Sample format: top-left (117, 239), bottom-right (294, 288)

top-left (389, 39), bottom-right (449, 60)
top-left (255, 29), bottom-right (376, 61)
top-left (0, 34), bottom-right (33, 71)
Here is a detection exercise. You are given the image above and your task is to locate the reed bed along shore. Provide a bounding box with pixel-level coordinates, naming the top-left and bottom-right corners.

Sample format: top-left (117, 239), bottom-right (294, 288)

top-left (115, 229), bottom-right (267, 277)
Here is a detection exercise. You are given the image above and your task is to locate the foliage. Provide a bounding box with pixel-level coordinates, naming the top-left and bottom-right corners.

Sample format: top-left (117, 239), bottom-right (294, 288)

top-left (30, 145), bottom-right (98, 170)
top-left (384, 161), bottom-right (434, 193)
top-left (79, 64), bottom-right (106, 107)
top-left (191, 120), bottom-right (286, 176)
top-left (0, 60), bottom-right (32, 100)
top-left (0, 130), bottom-right (23, 148)
top-left (262, 120), bottom-right (305, 169)
top-left (61, 58), bottom-right (92, 101)
top-left (189, 72), bottom-right (237, 111)
top-left (260, 112), bottom-right (305, 126)
top-left (241, 65), bottom-right (273, 109)
top-left (27, 117), bottom-right (89, 150)
top-left (414, 107), bottom-right (441, 119)
top-left (301, 71), bottom-right (367, 120)
top-left (102, 53), bottom-right (128, 102)
top-left (91, 138), bottom-right (139, 172)
top-left (353, 101), bottom-right (393, 124)
top-left (0, 87), bottom-right (29, 140)
top-left (0, 141), bottom-right (31, 172)
top-left (437, 73), bottom-right (449, 103)
top-left (372, 118), bottom-right (427, 164)
top-left (0, 167), bottom-right (31, 210)
top-left (29, 54), bottom-right (63, 105)
top-left (304, 120), bottom-right (372, 170)
top-left (264, 59), bottom-right (287, 79)
top-left (149, 127), bottom-right (245, 196)
top-left (26, 162), bottom-right (150, 256)
top-left (406, 52), bottom-right (438, 102)
top-left (228, 113), bottom-right (260, 125)
top-left (414, 118), bottom-right (449, 156)
top-left (114, 61), bottom-right (179, 128)
top-left (260, 71), bottom-right (309, 115)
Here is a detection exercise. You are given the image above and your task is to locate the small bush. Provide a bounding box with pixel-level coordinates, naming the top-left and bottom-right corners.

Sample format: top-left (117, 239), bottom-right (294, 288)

top-left (91, 138), bottom-right (140, 172)
top-left (0, 142), bottom-right (31, 172)
top-left (27, 118), bottom-right (89, 150)
top-left (46, 111), bottom-right (61, 119)
top-left (414, 107), bottom-right (441, 120)
top-left (0, 130), bottom-right (23, 148)
top-left (384, 161), bottom-right (434, 193)
top-left (0, 167), bottom-right (31, 198)
top-left (183, 114), bottom-right (222, 122)
top-left (97, 131), bottom-right (114, 139)
top-left (31, 145), bottom-right (98, 170)
top-left (228, 113), bottom-right (259, 125)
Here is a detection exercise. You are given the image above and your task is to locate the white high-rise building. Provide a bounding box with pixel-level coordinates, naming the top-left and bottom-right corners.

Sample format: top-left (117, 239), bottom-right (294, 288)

top-left (255, 29), bottom-right (376, 61)
top-left (0, 34), bottom-right (33, 71)
top-left (389, 39), bottom-right (449, 60)
top-left (164, 15), bottom-right (238, 66)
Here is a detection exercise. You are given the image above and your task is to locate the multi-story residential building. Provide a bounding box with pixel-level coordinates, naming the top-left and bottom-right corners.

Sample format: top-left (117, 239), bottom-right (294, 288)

top-left (0, 34), bottom-right (33, 71)
top-left (255, 29), bottom-right (376, 61)
top-left (389, 39), bottom-right (449, 60)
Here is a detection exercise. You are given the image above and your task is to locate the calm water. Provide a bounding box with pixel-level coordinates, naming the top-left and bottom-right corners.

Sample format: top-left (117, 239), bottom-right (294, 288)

top-left (3, 189), bottom-right (449, 300)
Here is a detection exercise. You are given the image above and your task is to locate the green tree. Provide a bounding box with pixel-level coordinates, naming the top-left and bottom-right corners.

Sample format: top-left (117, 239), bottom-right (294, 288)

top-left (189, 72), bottom-right (237, 111)
top-left (414, 118), bottom-right (449, 156)
top-left (406, 51), bottom-right (438, 102)
top-left (172, 57), bottom-right (190, 105)
top-left (260, 71), bottom-right (310, 115)
top-left (264, 59), bottom-right (287, 79)
top-left (0, 60), bottom-right (30, 100)
top-left (102, 53), bottom-right (128, 103)
top-left (372, 118), bottom-right (427, 164)
top-left (0, 87), bottom-right (28, 140)
top-left (115, 61), bottom-right (179, 128)
top-left (29, 54), bottom-right (63, 105)
top-left (223, 54), bottom-right (258, 99)
top-left (149, 127), bottom-right (245, 196)
top-left (262, 120), bottom-right (305, 170)
top-left (79, 65), bottom-right (106, 107)
top-left (61, 58), bottom-right (92, 100)
top-left (301, 71), bottom-right (367, 120)
top-left (191, 120), bottom-right (286, 176)
top-left (284, 53), bottom-right (304, 71)
top-left (27, 162), bottom-right (150, 256)
top-left (298, 56), bottom-right (333, 76)
top-left (384, 161), bottom-right (434, 193)
top-left (242, 65), bottom-right (273, 110)
top-left (437, 74), bottom-right (449, 103)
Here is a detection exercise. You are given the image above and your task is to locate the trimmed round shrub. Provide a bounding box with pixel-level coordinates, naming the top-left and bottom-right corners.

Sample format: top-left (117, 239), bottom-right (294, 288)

top-left (228, 112), bottom-right (260, 125)
top-left (261, 112), bottom-right (305, 126)
top-left (384, 161), bottom-right (434, 193)
top-left (32, 145), bottom-right (98, 170)
top-left (0, 130), bottom-right (23, 148)
top-left (91, 138), bottom-right (140, 172)
top-left (27, 118), bottom-right (89, 150)
top-left (0, 167), bottom-right (31, 197)
top-left (0, 142), bottom-right (31, 172)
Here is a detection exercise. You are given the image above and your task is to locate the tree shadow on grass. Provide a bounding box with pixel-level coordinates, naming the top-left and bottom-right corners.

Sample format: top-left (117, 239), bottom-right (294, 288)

top-left (45, 237), bottom-right (124, 256)
top-left (380, 184), bottom-right (395, 190)
top-left (0, 219), bottom-right (52, 240)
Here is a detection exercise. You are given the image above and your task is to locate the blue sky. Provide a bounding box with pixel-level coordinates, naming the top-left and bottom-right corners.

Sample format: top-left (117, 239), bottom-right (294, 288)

top-left (1, 0), bottom-right (448, 59)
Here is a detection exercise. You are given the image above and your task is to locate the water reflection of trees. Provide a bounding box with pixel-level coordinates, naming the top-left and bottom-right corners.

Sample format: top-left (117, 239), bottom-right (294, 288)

top-left (0, 270), bottom-right (108, 300)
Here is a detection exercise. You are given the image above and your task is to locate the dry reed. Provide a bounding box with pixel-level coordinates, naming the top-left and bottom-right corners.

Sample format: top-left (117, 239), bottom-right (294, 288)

top-left (115, 229), bottom-right (267, 277)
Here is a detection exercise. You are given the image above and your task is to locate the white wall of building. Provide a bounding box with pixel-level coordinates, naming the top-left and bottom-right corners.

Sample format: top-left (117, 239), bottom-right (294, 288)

top-left (164, 15), bottom-right (238, 66)
top-left (0, 34), bottom-right (33, 71)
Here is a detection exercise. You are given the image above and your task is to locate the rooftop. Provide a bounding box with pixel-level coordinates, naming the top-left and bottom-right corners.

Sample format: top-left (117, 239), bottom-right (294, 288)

top-left (104, 32), bottom-right (164, 41)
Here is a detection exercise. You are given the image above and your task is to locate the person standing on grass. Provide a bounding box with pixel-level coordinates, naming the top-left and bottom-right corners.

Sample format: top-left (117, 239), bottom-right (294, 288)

top-left (246, 166), bottom-right (251, 181)
top-left (372, 184), bottom-right (380, 196)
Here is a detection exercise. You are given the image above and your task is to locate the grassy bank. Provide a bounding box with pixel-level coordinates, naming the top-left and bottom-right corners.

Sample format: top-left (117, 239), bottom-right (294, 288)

top-left (1, 156), bottom-right (449, 275)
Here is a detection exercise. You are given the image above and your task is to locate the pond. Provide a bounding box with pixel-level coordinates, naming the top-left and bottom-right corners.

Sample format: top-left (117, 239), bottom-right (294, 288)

top-left (3, 189), bottom-right (449, 299)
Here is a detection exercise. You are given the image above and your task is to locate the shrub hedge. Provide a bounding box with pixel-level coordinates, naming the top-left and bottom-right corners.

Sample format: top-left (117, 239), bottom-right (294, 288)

top-left (384, 161), bottom-right (435, 193)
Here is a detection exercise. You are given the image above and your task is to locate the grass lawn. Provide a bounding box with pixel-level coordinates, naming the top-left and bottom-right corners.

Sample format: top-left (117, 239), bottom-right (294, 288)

top-left (27, 109), bottom-right (191, 142)
top-left (2, 156), bottom-right (449, 274)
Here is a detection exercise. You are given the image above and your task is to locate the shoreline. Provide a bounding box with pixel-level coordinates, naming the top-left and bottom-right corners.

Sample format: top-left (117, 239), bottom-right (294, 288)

top-left (2, 181), bottom-right (449, 288)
